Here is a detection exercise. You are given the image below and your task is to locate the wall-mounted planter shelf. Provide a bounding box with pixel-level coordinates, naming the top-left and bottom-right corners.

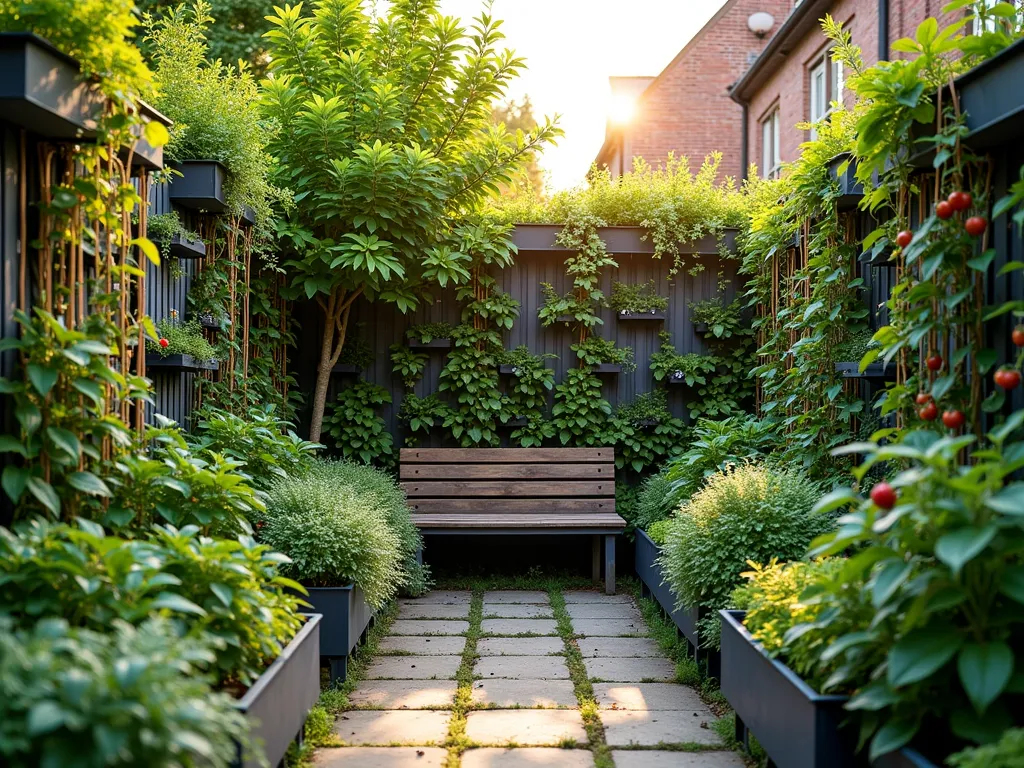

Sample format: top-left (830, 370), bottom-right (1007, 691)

top-left (617, 310), bottom-right (665, 321)
top-left (408, 338), bottom-right (452, 349)
top-left (197, 314), bottom-right (220, 331)
top-left (0, 33), bottom-right (107, 140)
top-left (240, 206), bottom-right (256, 226)
top-left (169, 160), bottom-right (228, 213)
top-left (721, 609), bottom-right (857, 768)
top-left (835, 362), bottom-right (896, 381)
top-left (158, 232), bottom-right (206, 260)
top-left (498, 364), bottom-right (518, 374)
top-left (633, 418), bottom-right (660, 427)
top-left (554, 315), bottom-right (575, 324)
top-left (232, 614), bottom-right (321, 768)
top-left (513, 224), bottom-right (738, 256)
top-left (500, 416), bottom-right (530, 428)
top-left (693, 322), bottom-right (709, 335)
top-left (147, 354), bottom-right (219, 373)
top-left (667, 372), bottom-right (695, 385)
top-left (827, 152), bottom-right (865, 211)
top-left (304, 586), bottom-right (373, 685)
top-left (332, 363), bottom-right (363, 375)
top-left (592, 363), bottom-right (622, 374)
top-left (124, 100), bottom-right (172, 170)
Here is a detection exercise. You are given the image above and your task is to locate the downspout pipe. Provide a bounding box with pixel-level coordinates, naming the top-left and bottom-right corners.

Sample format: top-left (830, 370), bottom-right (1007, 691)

top-left (879, 0), bottom-right (889, 61)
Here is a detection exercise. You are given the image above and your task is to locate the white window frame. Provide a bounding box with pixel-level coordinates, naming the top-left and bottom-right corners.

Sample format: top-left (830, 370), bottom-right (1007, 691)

top-left (809, 49), bottom-right (843, 139)
top-left (761, 108), bottom-right (781, 180)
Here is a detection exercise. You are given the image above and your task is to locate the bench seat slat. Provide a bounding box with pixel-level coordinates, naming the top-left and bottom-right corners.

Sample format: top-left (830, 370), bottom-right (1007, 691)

top-left (408, 499), bottom-right (613, 513)
top-left (400, 447), bottom-right (613, 463)
top-left (412, 512), bottom-right (626, 529)
top-left (401, 480), bottom-right (613, 497)
top-left (400, 463), bottom-right (613, 481)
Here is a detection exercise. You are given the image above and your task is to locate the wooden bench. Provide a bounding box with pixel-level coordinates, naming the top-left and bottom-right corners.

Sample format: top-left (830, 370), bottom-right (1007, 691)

top-left (399, 447), bottom-right (624, 593)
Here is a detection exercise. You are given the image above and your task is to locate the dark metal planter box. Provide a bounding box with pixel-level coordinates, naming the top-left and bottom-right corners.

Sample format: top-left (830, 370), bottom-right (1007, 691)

top-left (305, 585), bottom-right (373, 685)
top-left (147, 353), bottom-right (219, 373)
top-left (331, 363), bottom-right (362, 375)
top-left (721, 609), bottom-right (856, 768)
top-left (160, 232), bottom-right (206, 260)
top-left (197, 314), bottom-right (220, 331)
top-left (169, 160), bottom-right (228, 213)
top-left (828, 152), bottom-right (865, 211)
top-left (233, 614), bottom-right (322, 768)
top-left (499, 416), bottom-right (530, 428)
top-left (512, 223), bottom-right (738, 256)
top-left (0, 33), bottom-right (106, 139)
top-left (124, 100), bottom-right (172, 170)
top-left (240, 206), bottom-right (256, 226)
top-left (635, 529), bottom-right (700, 650)
top-left (408, 338), bottom-right (452, 349)
top-left (617, 310), bottom-right (666, 321)
top-left (592, 363), bottom-right (622, 374)
top-left (835, 361), bottom-right (897, 381)
top-left (693, 322), bottom-right (709, 335)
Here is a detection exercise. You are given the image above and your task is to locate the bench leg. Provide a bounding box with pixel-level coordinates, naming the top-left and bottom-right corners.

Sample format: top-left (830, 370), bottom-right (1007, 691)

top-left (591, 535), bottom-right (601, 584)
top-left (604, 534), bottom-right (616, 595)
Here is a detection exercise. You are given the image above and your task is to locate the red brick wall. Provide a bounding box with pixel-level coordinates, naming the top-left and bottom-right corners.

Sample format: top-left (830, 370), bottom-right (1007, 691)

top-left (603, 0), bottom-right (794, 182)
top-left (744, 0), bottom-right (964, 176)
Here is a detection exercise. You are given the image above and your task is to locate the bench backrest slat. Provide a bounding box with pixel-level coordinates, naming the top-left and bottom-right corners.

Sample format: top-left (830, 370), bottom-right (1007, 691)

top-left (400, 447), bottom-right (612, 464)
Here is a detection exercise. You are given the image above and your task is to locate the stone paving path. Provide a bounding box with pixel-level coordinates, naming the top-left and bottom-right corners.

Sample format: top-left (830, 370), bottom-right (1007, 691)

top-left (315, 588), bottom-right (744, 768)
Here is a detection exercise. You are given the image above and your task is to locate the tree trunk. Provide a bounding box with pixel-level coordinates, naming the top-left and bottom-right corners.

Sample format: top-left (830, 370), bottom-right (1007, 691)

top-left (308, 287), bottom-right (361, 443)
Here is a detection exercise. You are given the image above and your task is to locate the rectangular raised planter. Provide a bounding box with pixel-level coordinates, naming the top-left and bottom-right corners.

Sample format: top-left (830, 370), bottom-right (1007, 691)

top-left (305, 585), bottom-right (373, 684)
top-left (721, 609), bottom-right (856, 768)
top-left (828, 152), bottom-right (864, 211)
top-left (617, 310), bottom-right (666, 321)
top-left (169, 160), bottom-right (228, 213)
top-left (512, 224), bottom-right (738, 256)
top-left (162, 232), bottom-right (206, 260)
top-left (835, 361), bottom-right (897, 381)
top-left (635, 529), bottom-right (700, 649)
top-left (233, 614), bottom-right (322, 768)
top-left (592, 363), bottom-right (622, 374)
top-left (147, 353), bottom-right (219, 373)
top-left (331, 363), bottom-right (363, 375)
top-left (408, 338), bottom-right (452, 349)
top-left (124, 100), bottom-right (172, 170)
top-left (0, 33), bottom-right (106, 139)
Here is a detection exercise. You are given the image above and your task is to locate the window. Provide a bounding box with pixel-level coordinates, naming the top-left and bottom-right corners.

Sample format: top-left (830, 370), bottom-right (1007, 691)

top-left (808, 50), bottom-right (843, 139)
top-left (761, 109), bottom-right (781, 179)
top-left (975, 0), bottom-right (1020, 33)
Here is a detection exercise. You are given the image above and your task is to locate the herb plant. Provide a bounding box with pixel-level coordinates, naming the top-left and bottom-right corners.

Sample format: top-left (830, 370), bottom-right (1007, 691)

top-left (149, 315), bottom-right (218, 362)
top-left (611, 280), bottom-right (668, 314)
top-left (571, 335), bottom-right (636, 371)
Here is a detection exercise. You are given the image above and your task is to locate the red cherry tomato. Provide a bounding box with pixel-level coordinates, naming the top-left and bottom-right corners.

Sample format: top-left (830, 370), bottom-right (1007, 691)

top-left (995, 368), bottom-right (1022, 390)
top-left (1012, 327), bottom-right (1024, 347)
top-left (936, 200), bottom-right (954, 220)
top-left (964, 216), bottom-right (987, 237)
top-left (942, 410), bottom-right (965, 429)
top-left (915, 392), bottom-right (932, 405)
top-left (158, 338), bottom-right (169, 348)
top-left (926, 355), bottom-right (944, 372)
top-left (870, 482), bottom-right (898, 510)
top-left (896, 230), bottom-right (913, 249)
top-left (948, 190), bottom-right (972, 212)
top-left (919, 401), bottom-right (939, 421)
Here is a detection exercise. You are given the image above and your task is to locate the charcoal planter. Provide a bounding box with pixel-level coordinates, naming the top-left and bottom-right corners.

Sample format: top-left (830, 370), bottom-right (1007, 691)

top-left (592, 363), bottom-right (622, 374)
top-left (835, 361), bottom-right (897, 381)
top-left (693, 322), bottom-right (709, 335)
top-left (158, 232), bottom-right (206, 260)
top-left (828, 152), bottom-right (865, 211)
top-left (0, 33), bottom-right (106, 139)
top-left (331, 363), bottom-right (363, 375)
top-left (512, 224), bottom-right (739, 256)
top-left (635, 529), bottom-right (700, 651)
top-left (124, 100), bottom-right (172, 170)
top-left (169, 160), bottom-right (228, 213)
top-left (146, 353), bottom-right (219, 373)
top-left (233, 614), bottom-right (322, 768)
top-left (617, 310), bottom-right (666, 321)
top-left (305, 585), bottom-right (373, 685)
top-left (720, 609), bottom-right (856, 768)
top-left (408, 338), bottom-right (452, 349)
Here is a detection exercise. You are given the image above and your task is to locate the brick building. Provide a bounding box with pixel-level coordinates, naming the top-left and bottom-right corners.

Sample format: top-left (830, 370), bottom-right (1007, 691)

top-left (593, 0), bottom-right (793, 181)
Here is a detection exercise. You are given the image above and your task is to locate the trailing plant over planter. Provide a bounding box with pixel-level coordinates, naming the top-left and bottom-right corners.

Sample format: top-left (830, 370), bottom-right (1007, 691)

top-left (498, 346), bottom-right (556, 448)
top-left (147, 210), bottom-right (202, 263)
top-left (407, 322), bottom-right (457, 346)
top-left (337, 333), bottom-right (374, 370)
top-left (437, 326), bottom-right (506, 447)
top-left (551, 368), bottom-right (612, 446)
top-left (323, 381), bottom-right (394, 467)
top-left (391, 344), bottom-right (428, 389)
top-left (148, 314), bottom-right (218, 362)
top-left (610, 280), bottom-right (668, 315)
top-left (650, 332), bottom-right (718, 386)
top-left (689, 295), bottom-right (746, 340)
top-left (262, 0), bottom-right (559, 442)
top-left (649, 330), bottom-right (749, 419)
top-left (571, 335), bottom-right (636, 371)
top-left (397, 393), bottom-right (449, 445)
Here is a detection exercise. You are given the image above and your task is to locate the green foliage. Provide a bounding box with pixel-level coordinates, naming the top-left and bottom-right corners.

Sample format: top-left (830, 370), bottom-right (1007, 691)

top-left (499, 346), bottom-right (556, 447)
top-left (407, 322), bottom-right (456, 345)
top-left (571, 335), bottom-right (636, 371)
top-left (660, 463), bottom-right (829, 648)
top-left (610, 280), bottom-right (668, 314)
top-left (390, 344), bottom-right (428, 390)
top-left (689, 296), bottom-right (746, 340)
top-left (632, 469), bottom-right (676, 533)
top-left (0, 518), bottom-right (304, 686)
top-left (145, 1), bottom-right (277, 220)
top-left (147, 211), bottom-right (201, 262)
top-left (397, 393), bottom-right (448, 445)
top-left (149, 315), bottom-right (218, 361)
top-left (437, 327), bottom-right (505, 447)
top-left (262, 461), bottom-right (404, 606)
top-left (551, 368), bottom-right (612, 447)
top-left (650, 334), bottom-right (718, 386)
top-left (610, 390), bottom-right (687, 472)
top-left (338, 333), bottom-right (374, 369)
top-left (650, 330), bottom-right (749, 420)
top-left (305, 461), bottom-right (431, 597)
top-left (647, 519), bottom-right (672, 546)
top-left (949, 730), bottom-right (1024, 768)
top-left (0, 616), bottom-right (250, 768)
top-left (190, 405), bottom-right (321, 489)
top-left (323, 381), bottom-right (393, 466)
top-left (803, 417), bottom-right (1024, 759)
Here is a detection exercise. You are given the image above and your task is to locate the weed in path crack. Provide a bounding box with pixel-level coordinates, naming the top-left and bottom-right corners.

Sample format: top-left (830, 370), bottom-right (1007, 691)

top-left (443, 589), bottom-right (483, 767)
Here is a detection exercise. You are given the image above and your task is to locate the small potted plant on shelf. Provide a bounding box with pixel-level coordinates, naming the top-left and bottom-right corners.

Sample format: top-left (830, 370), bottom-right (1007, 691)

top-left (146, 311), bottom-right (219, 372)
top-left (406, 322), bottom-right (455, 349)
top-left (689, 297), bottom-right (743, 338)
top-left (147, 211), bottom-right (206, 262)
top-left (570, 335), bottom-right (636, 374)
top-left (333, 334), bottom-right (374, 375)
top-left (611, 280), bottom-right (668, 320)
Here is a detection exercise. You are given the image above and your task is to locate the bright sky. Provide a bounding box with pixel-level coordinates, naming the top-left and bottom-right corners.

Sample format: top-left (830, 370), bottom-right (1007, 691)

top-left (440, 0), bottom-right (730, 191)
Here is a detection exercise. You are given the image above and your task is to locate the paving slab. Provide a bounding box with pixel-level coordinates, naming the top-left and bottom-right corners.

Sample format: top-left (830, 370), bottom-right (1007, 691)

top-left (481, 619), bottom-right (558, 636)
top-left (583, 657), bottom-right (676, 682)
top-left (482, 604), bottom-right (553, 619)
top-left (577, 637), bottom-right (663, 658)
top-left (470, 679), bottom-right (578, 708)
top-left (314, 747), bottom-right (448, 767)
top-left (571, 618), bottom-right (648, 637)
top-left (482, 591), bottom-right (550, 604)
top-left (365, 655), bottom-right (461, 680)
top-left (379, 636), bottom-right (467, 656)
top-left (462, 747), bottom-right (596, 767)
top-left (477, 637), bottom-right (564, 656)
top-left (390, 619), bottom-right (469, 636)
top-left (348, 680), bottom-right (458, 709)
top-left (398, 604), bottom-right (470, 620)
top-left (611, 751), bottom-right (745, 768)
top-left (601, 710), bottom-right (721, 747)
top-left (593, 683), bottom-right (709, 711)
top-left (398, 591), bottom-right (471, 605)
top-left (562, 591), bottom-right (634, 604)
top-left (565, 604), bottom-right (641, 620)
top-left (334, 710), bottom-right (451, 746)
top-left (475, 656), bottom-right (570, 680)
top-left (465, 710), bottom-right (586, 746)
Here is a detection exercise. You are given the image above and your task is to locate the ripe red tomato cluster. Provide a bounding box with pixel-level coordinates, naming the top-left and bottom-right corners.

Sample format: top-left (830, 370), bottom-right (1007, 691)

top-left (930, 191), bottom-right (986, 236)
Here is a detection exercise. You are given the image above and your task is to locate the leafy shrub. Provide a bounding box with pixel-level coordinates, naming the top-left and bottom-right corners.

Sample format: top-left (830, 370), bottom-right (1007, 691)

top-left (689, 296), bottom-right (746, 339)
top-left (262, 462), bottom-right (404, 607)
top-left (190, 405), bottom-right (321, 489)
top-left (571, 335), bottom-right (636, 371)
top-left (647, 519), bottom-right (672, 546)
top-left (948, 730), bottom-right (1024, 768)
top-left (323, 382), bottom-right (394, 466)
top-left (0, 617), bottom-right (250, 768)
top-left (0, 518), bottom-right (304, 686)
top-left (499, 346), bottom-right (556, 448)
top-left (306, 460), bottom-right (431, 597)
top-left (632, 470), bottom-right (676, 532)
top-left (659, 463), bottom-right (829, 647)
top-left (552, 368), bottom-right (612, 446)
top-left (148, 315), bottom-right (218, 362)
top-left (406, 322), bottom-right (456, 345)
top-left (610, 391), bottom-right (687, 472)
top-left (391, 345), bottom-right (428, 390)
top-left (610, 280), bottom-right (668, 314)
top-left (398, 393), bottom-right (449, 444)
